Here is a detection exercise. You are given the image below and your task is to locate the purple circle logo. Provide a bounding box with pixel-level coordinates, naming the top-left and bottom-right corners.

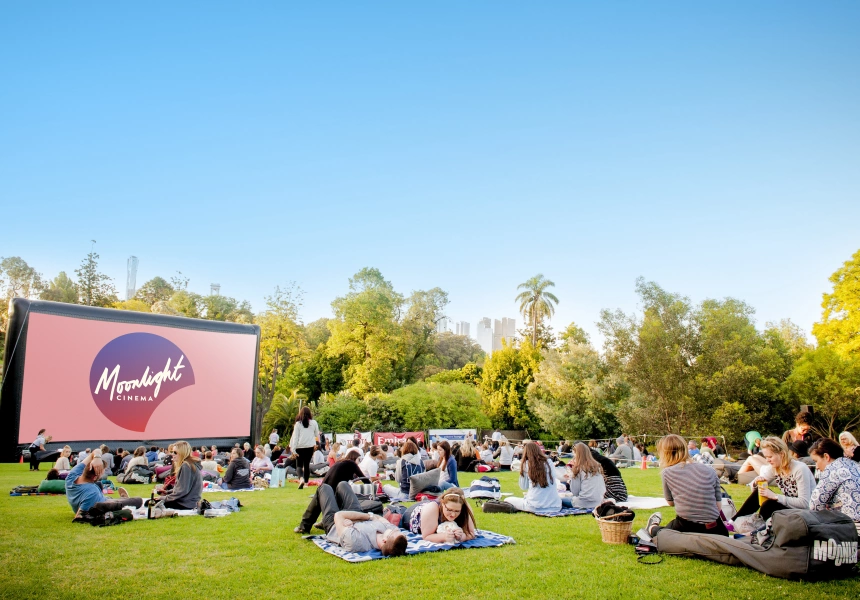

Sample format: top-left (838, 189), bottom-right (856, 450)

top-left (89, 332), bottom-right (195, 432)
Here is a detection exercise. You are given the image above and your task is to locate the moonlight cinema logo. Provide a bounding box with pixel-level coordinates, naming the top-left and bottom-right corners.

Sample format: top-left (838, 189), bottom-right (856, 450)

top-left (89, 332), bottom-right (195, 431)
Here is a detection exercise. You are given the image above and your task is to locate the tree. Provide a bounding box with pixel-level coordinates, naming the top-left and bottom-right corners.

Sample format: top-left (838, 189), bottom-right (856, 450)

top-left (397, 288), bottom-right (449, 384)
top-left (515, 274), bottom-right (559, 347)
top-left (327, 268), bottom-right (403, 397)
top-left (280, 345), bottom-right (347, 402)
top-left (783, 346), bottom-right (860, 437)
top-left (134, 277), bottom-right (175, 305)
top-left (167, 290), bottom-right (203, 318)
top-left (261, 391), bottom-right (303, 444)
top-left (113, 299), bottom-right (151, 312)
top-left (304, 318), bottom-right (332, 349)
top-left (75, 251), bottom-right (118, 307)
top-left (813, 248), bottom-right (860, 358)
top-left (425, 362), bottom-right (482, 385)
top-left (315, 392), bottom-right (368, 433)
top-left (479, 339), bottom-right (542, 430)
top-left (429, 332), bottom-right (484, 371)
top-left (255, 285), bottom-right (307, 440)
top-left (40, 271), bottom-right (78, 304)
top-left (0, 257), bottom-right (44, 368)
top-left (200, 294), bottom-right (253, 323)
top-left (387, 382), bottom-right (491, 430)
top-left (527, 346), bottom-right (625, 440)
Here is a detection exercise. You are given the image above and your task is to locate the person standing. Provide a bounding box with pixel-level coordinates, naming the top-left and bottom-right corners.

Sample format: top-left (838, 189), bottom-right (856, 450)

top-left (28, 429), bottom-right (50, 471)
top-left (290, 406), bottom-right (320, 489)
top-left (269, 428), bottom-right (280, 447)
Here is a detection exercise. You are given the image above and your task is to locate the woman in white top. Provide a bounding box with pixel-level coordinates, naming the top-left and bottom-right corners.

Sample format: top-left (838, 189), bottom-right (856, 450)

top-left (733, 436), bottom-right (815, 521)
top-left (250, 447), bottom-right (274, 476)
top-left (54, 446), bottom-right (73, 472)
top-left (495, 437), bottom-right (515, 471)
top-left (359, 446), bottom-right (386, 480)
top-left (504, 442), bottom-right (561, 513)
top-left (563, 443), bottom-right (606, 510)
top-left (289, 406), bottom-right (320, 489)
top-left (125, 446), bottom-right (149, 473)
top-left (311, 444), bottom-right (326, 466)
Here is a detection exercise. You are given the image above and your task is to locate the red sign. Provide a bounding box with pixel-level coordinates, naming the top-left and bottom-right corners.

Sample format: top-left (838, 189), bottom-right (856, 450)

top-left (373, 431), bottom-right (425, 445)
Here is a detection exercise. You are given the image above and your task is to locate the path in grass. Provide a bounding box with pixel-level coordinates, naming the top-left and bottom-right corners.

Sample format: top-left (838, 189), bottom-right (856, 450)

top-left (0, 464), bottom-right (857, 599)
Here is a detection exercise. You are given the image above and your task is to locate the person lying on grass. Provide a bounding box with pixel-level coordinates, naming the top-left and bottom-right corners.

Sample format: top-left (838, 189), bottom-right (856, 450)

top-left (66, 450), bottom-right (143, 518)
top-left (154, 441), bottom-right (202, 510)
top-left (645, 434), bottom-right (728, 538)
top-left (313, 481), bottom-right (408, 556)
top-left (504, 441), bottom-right (561, 513)
top-left (294, 450), bottom-right (369, 533)
top-left (401, 487), bottom-right (476, 543)
top-left (732, 436), bottom-right (814, 523)
top-left (561, 443), bottom-right (606, 510)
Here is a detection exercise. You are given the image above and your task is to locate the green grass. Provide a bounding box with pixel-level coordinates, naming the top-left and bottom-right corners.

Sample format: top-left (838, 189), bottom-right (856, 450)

top-left (0, 465), bottom-right (857, 600)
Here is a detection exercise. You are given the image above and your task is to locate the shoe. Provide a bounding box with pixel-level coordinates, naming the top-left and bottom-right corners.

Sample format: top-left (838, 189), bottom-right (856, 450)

top-left (313, 521), bottom-right (324, 530)
top-left (294, 525), bottom-right (310, 534)
top-left (646, 512), bottom-right (662, 536)
top-left (118, 487), bottom-right (129, 498)
top-left (298, 479), bottom-right (305, 490)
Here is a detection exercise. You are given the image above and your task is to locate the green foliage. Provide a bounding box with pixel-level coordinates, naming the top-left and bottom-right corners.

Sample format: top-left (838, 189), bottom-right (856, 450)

top-left (314, 392), bottom-right (368, 433)
top-left (201, 294), bottom-right (253, 323)
top-left (386, 382), bottom-right (490, 430)
top-left (74, 251), bottom-right (118, 307)
top-left (167, 290), bottom-right (203, 318)
top-left (327, 268), bottom-right (403, 396)
top-left (397, 288), bottom-right (449, 384)
top-left (303, 318), bottom-right (332, 349)
top-left (280, 346), bottom-right (347, 402)
top-left (783, 346), bottom-right (860, 437)
top-left (134, 276), bottom-right (174, 305)
top-left (424, 362), bottom-right (482, 385)
top-left (813, 248), bottom-right (860, 358)
top-left (527, 346), bottom-right (624, 440)
top-left (112, 299), bottom-right (151, 312)
top-left (261, 392), bottom-right (303, 444)
top-left (480, 339), bottom-right (542, 430)
top-left (709, 401), bottom-right (753, 444)
top-left (515, 274), bottom-right (559, 347)
top-left (558, 321), bottom-right (590, 351)
top-left (40, 271), bottom-right (78, 304)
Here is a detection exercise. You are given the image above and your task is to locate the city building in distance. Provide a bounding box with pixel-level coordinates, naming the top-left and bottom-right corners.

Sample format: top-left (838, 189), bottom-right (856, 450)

top-left (126, 256), bottom-right (138, 300)
top-left (455, 321), bottom-right (470, 337)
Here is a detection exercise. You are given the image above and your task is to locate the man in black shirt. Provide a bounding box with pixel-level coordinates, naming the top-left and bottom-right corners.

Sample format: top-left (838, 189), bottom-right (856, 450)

top-left (293, 453), bottom-right (368, 533)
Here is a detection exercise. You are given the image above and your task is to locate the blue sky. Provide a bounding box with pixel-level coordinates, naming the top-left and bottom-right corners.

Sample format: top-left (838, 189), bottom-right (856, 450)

top-left (2, 2), bottom-right (858, 344)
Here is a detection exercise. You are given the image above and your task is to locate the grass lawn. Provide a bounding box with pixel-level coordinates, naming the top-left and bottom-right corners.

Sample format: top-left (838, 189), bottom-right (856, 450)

top-left (0, 464), bottom-right (857, 600)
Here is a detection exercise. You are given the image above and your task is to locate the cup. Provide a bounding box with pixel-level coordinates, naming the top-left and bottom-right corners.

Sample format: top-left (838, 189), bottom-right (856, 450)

top-left (757, 480), bottom-right (767, 505)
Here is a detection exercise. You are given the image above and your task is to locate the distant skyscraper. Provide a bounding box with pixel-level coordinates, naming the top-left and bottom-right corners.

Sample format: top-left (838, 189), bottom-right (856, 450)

top-left (126, 256), bottom-right (138, 300)
top-left (436, 316), bottom-right (451, 334)
top-left (456, 321), bottom-right (470, 338)
top-left (476, 318), bottom-right (493, 355)
top-left (492, 317), bottom-right (517, 352)
top-left (210, 283), bottom-right (221, 296)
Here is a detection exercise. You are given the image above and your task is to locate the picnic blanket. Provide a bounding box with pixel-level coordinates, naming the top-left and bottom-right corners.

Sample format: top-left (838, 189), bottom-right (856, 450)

top-left (201, 482), bottom-right (262, 493)
top-left (306, 529), bottom-right (515, 562)
top-left (616, 496), bottom-right (669, 510)
top-left (532, 507), bottom-right (592, 518)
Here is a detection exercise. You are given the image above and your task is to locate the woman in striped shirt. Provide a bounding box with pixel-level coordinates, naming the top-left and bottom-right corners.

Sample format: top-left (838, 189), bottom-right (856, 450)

top-left (646, 434), bottom-right (728, 537)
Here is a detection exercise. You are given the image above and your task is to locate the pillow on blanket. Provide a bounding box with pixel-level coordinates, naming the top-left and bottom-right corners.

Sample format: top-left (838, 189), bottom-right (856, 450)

top-left (38, 479), bottom-right (66, 494)
top-left (409, 468), bottom-right (440, 500)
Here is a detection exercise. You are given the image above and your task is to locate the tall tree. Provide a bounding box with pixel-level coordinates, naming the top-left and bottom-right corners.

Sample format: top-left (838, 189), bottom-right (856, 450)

top-left (75, 251), bottom-right (118, 307)
top-left (479, 339), bottom-right (542, 430)
top-left (40, 271), bottom-right (78, 304)
top-left (255, 285), bottom-right (307, 441)
top-left (327, 268), bottom-right (403, 397)
top-left (515, 274), bottom-right (559, 347)
top-left (134, 276), bottom-right (175, 305)
top-left (812, 248), bottom-right (860, 358)
top-left (0, 257), bottom-right (44, 369)
top-left (397, 287), bottom-right (449, 384)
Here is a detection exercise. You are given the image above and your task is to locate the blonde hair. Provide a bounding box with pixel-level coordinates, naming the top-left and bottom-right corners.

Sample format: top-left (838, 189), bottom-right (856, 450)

top-left (840, 432), bottom-right (858, 447)
top-left (657, 434), bottom-right (688, 468)
top-left (569, 442), bottom-right (602, 478)
top-left (760, 436), bottom-right (791, 474)
top-left (172, 440), bottom-right (199, 474)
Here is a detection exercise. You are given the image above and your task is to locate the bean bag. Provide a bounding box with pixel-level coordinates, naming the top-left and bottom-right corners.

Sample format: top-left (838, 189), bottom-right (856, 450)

top-left (38, 479), bottom-right (66, 494)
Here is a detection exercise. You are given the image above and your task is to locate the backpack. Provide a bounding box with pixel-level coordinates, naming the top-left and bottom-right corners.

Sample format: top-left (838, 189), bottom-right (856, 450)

top-left (468, 476), bottom-right (502, 500)
top-left (480, 499), bottom-right (520, 513)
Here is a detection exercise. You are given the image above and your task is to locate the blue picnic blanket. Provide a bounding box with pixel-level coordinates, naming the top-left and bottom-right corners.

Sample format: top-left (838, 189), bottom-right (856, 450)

top-left (532, 507), bottom-right (592, 518)
top-left (306, 529), bottom-right (515, 562)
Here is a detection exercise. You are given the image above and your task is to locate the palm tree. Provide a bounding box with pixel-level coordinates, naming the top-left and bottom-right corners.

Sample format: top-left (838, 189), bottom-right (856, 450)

top-left (515, 274), bottom-right (559, 346)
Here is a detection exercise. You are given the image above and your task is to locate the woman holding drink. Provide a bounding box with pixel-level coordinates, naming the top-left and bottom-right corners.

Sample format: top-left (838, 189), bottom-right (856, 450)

top-left (732, 436), bottom-right (815, 522)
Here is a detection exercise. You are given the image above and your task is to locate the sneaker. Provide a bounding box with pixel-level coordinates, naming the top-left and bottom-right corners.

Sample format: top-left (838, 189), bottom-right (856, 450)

top-left (646, 512), bottom-right (662, 536)
top-left (313, 521), bottom-right (324, 530)
top-left (293, 525), bottom-right (310, 534)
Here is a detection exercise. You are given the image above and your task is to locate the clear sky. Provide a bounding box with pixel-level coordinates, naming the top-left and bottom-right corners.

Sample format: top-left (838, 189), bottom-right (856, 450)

top-left (2, 2), bottom-right (858, 344)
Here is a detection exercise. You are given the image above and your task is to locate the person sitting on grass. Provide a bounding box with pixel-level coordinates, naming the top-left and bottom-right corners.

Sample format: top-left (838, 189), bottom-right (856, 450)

top-left (562, 443), bottom-right (606, 510)
top-left (402, 487), bottom-right (476, 542)
top-left (55, 446), bottom-right (73, 472)
top-left (313, 481), bottom-right (408, 556)
top-left (125, 446), bottom-right (149, 474)
top-left (645, 434), bottom-right (728, 538)
top-left (221, 448), bottom-right (253, 490)
top-left (155, 441), bottom-right (202, 510)
top-left (809, 438), bottom-right (860, 536)
top-left (839, 432), bottom-right (860, 462)
top-left (66, 450), bottom-right (143, 517)
top-left (201, 451), bottom-right (220, 475)
top-left (436, 440), bottom-right (459, 491)
top-left (382, 441), bottom-right (425, 502)
top-left (590, 448), bottom-right (628, 502)
top-left (250, 447), bottom-right (274, 477)
top-left (732, 436), bottom-right (815, 523)
top-left (359, 445), bottom-right (387, 481)
top-left (504, 441), bottom-right (561, 513)
top-left (609, 437), bottom-right (633, 467)
top-left (786, 410), bottom-right (818, 445)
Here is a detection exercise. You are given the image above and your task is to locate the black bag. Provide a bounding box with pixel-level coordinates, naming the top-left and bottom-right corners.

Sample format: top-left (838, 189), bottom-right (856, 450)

top-left (481, 500), bottom-right (520, 514)
top-left (359, 499), bottom-right (384, 515)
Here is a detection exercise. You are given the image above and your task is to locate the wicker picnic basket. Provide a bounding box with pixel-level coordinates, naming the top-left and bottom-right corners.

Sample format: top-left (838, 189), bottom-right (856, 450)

top-left (596, 512), bottom-right (634, 544)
